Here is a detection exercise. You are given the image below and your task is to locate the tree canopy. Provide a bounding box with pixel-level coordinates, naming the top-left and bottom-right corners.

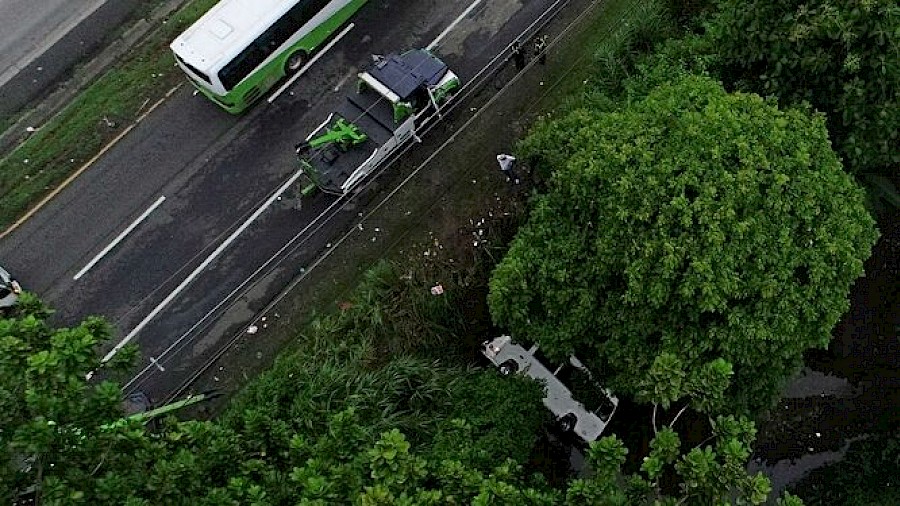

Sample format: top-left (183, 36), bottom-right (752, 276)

top-left (707, 0), bottom-right (900, 176)
top-left (489, 71), bottom-right (879, 414)
top-left (0, 295), bottom-right (137, 504)
top-left (1, 271), bottom-right (793, 504)
top-left (0, 273), bottom-right (551, 504)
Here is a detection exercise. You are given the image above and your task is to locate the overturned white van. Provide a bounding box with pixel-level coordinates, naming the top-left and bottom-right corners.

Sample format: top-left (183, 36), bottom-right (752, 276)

top-left (482, 335), bottom-right (618, 443)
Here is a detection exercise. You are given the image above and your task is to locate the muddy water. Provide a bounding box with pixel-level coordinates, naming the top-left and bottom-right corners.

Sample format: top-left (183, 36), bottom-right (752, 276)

top-left (749, 209), bottom-right (899, 497)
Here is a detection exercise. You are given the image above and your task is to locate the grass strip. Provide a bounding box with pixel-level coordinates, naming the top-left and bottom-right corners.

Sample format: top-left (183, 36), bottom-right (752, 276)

top-left (0, 0), bottom-right (219, 231)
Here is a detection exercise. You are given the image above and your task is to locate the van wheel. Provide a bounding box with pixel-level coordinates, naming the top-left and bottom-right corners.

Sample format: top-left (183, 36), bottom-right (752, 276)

top-left (557, 413), bottom-right (577, 433)
top-left (286, 51), bottom-right (308, 72)
top-left (498, 360), bottom-right (518, 376)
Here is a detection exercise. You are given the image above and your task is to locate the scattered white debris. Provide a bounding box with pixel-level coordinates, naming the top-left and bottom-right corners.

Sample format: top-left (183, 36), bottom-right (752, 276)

top-left (430, 284), bottom-right (444, 295)
top-left (247, 325), bottom-right (259, 334)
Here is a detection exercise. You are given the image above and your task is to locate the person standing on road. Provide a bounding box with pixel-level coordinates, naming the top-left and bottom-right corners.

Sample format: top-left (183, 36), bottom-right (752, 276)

top-left (511, 41), bottom-right (526, 71)
top-left (533, 35), bottom-right (549, 65)
top-left (497, 154), bottom-right (519, 184)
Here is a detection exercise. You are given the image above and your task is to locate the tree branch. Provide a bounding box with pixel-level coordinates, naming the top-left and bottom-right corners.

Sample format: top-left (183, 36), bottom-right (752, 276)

top-left (90, 446), bottom-right (112, 477)
top-left (670, 403), bottom-right (689, 428)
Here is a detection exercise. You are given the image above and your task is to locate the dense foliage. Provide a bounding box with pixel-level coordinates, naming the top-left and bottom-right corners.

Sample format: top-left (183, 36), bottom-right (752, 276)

top-left (790, 431), bottom-right (900, 505)
top-left (1, 273), bottom-right (789, 504)
top-left (570, 417), bottom-right (800, 506)
top-left (0, 295), bottom-right (137, 504)
top-left (0, 272), bottom-right (551, 504)
top-left (490, 71), bottom-right (879, 414)
top-left (707, 0), bottom-right (900, 176)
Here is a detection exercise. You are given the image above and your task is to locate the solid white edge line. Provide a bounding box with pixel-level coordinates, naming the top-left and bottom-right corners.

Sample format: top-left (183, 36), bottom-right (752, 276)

top-left (427, 0), bottom-right (484, 51)
top-left (268, 22), bottom-right (356, 104)
top-left (305, 112), bottom-right (335, 142)
top-left (100, 170), bottom-right (306, 364)
top-left (74, 196), bottom-right (166, 281)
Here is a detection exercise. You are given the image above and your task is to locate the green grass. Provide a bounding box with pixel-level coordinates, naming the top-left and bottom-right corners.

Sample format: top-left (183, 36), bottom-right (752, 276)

top-left (526, 0), bottom-right (674, 114)
top-left (0, 0), bottom-right (219, 231)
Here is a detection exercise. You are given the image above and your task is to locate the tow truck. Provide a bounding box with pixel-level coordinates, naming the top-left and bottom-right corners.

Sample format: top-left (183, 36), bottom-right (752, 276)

top-left (295, 48), bottom-right (460, 195)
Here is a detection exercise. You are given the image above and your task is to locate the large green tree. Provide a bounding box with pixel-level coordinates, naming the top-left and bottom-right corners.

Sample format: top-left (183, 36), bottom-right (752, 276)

top-left (0, 294), bottom-right (139, 504)
top-left (489, 72), bottom-right (878, 413)
top-left (3, 278), bottom-right (798, 503)
top-left (0, 274), bottom-right (551, 504)
top-left (707, 0), bottom-right (900, 176)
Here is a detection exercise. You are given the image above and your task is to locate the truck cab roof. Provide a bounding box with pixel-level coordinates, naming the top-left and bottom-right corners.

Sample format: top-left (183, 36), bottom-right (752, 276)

top-left (363, 49), bottom-right (450, 102)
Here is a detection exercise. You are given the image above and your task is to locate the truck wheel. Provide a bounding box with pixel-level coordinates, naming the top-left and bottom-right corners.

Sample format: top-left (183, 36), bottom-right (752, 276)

top-left (498, 360), bottom-right (518, 376)
top-left (557, 413), bottom-right (577, 433)
top-left (286, 51), bottom-right (308, 72)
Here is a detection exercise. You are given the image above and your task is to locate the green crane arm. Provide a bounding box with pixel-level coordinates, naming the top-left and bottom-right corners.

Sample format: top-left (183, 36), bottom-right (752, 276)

top-left (308, 119), bottom-right (368, 150)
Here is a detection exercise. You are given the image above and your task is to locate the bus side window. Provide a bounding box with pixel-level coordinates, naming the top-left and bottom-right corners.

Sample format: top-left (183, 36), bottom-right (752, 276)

top-left (291, 0), bottom-right (331, 26)
top-left (220, 44), bottom-right (267, 90)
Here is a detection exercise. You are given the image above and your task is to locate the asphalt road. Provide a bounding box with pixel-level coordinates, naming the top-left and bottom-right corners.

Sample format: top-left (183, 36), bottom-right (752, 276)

top-left (0, 0), bottom-right (147, 120)
top-left (0, 0), bottom-right (588, 400)
top-left (0, 0), bottom-right (103, 81)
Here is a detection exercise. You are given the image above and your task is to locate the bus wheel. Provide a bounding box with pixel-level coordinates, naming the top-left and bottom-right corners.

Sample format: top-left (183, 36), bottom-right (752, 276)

top-left (498, 360), bottom-right (518, 376)
top-left (557, 413), bottom-right (577, 433)
top-left (286, 51), bottom-right (308, 73)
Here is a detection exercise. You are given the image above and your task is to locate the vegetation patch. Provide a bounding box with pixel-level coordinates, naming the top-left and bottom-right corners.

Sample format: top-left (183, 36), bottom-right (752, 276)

top-left (0, 0), bottom-right (219, 230)
top-left (790, 431), bottom-right (900, 505)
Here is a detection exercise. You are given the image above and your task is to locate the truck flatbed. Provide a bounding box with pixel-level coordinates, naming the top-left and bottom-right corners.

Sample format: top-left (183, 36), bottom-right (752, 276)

top-left (296, 49), bottom-right (460, 195)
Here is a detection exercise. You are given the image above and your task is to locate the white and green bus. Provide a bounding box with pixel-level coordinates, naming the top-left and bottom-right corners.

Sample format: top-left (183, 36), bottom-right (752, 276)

top-left (171, 0), bottom-right (367, 114)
